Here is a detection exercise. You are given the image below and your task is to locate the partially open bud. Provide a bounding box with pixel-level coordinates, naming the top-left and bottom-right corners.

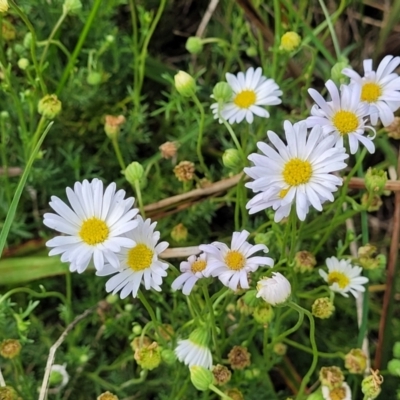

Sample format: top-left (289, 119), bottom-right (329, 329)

top-left (0, 0), bottom-right (9, 13)
top-left (280, 31), bottom-right (301, 52)
top-left (312, 297), bottom-right (335, 319)
top-left (319, 366), bottom-right (344, 389)
top-left (0, 339), bottom-right (21, 359)
top-left (223, 148), bottom-right (241, 169)
top-left (185, 37), bottom-right (203, 54)
top-left (104, 115), bottom-right (125, 139)
top-left (190, 365), bottom-right (213, 391)
top-left (134, 341), bottom-right (162, 370)
top-left (174, 71), bottom-right (196, 97)
top-left (38, 94), bottom-right (62, 119)
top-left (256, 273), bottom-right (291, 306)
top-left (125, 161), bottom-right (144, 185)
top-left (344, 349), bottom-right (367, 374)
top-left (361, 370), bottom-right (383, 399)
top-left (97, 392), bottom-right (119, 400)
top-left (212, 364), bottom-right (231, 386)
top-left (365, 167), bottom-right (387, 195)
top-left (212, 82), bottom-right (233, 103)
top-left (171, 223), bottom-right (188, 242)
top-left (294, 251), bottom-right (316, 273)
top-left (228, 346), bottom-right (251, 370)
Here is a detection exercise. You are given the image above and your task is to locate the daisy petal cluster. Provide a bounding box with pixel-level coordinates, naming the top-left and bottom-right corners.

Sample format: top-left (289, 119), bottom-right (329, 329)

top-left (245, 121), bottom-right (348, 222)
top-left (319, 256), bottom-right (368, 298)
top-left (96, 216), bottom-right (169, 299)
top-left (44, 179), bottom-right (139, 273)
top-left (172, 253), bottom-right (209, 295)
top-left (342, 55), bottom-right (400, 126)
top-left (211, 67), bottom-right (282, 124)
top-left (307, 80), bottom-right (375, 154)
top-left (199, 230), bottom-right (273, 291)
top-left (256, 272), bottom-right (291, 306)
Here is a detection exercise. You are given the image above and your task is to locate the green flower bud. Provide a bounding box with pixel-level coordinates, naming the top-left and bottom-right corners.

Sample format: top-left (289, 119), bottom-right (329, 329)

top-left (174, 71), bottom-right (196, 97)
top-left (125, 162), bottom-right (144, 185)
top-left (38, 94), bottom-right (62, 119)
top-left (254, 232), bottom-right (273, 246)
top-left (388, 359), bottom-right (400, 376)
top-left (161, 348), bottom-right (176, 365)
top-left (190, 365), bottom-right (213, 391)
top-left (1, 111), bottom-right (9, 119)
top-left (253, 303), bottom-right (274, 325)
top-left (132, 323), bottom-right (142, 335)
top-left (63, 0), bottom-right (82, 14)
top-left (106, 35), bottom-right (115, 43)
top-left (361, 371), bottom-right (383, 399)
top-left (312, 297), bottom-right (335, 319)
top-left (280, 31), bottom-right (301, 52)
top-left (87, 71), bottom-right (102, 85)
top-left (212, 82), bottom-right (233, 103)
top-left (0, 0), bottom-right (9, 13)
top-left (105, 294), bottom-right (119, 304)
top-left (23, 32), bottom-right (32, 49)
top-left (331, 56), bottom-right (350, 85)
top-left (242, 289), bottom-right (258, 307)
top-left (365, 167), bottom-right (388, 195)
top-left (17, 58), bottom-right (29, 70)
top-left (124, 304), bottom-right (133, 312)
top-left (273, 342), bottom-right (287, 356)
top-left (185, 37), bottom-right (203, 54)
top-left (246, 46), bottom-right (257, 57)
top-left (170, 223), bottom-right (188, 242)
top-left (394, 342), bottom-right (400, 359)
top-left (306, 389), bottom-right (324, 400)
top-left (222, 148), bottom-right (241, 169)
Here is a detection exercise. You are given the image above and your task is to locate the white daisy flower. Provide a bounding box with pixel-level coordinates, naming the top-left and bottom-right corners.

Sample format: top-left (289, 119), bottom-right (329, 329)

top-left (319, 256), bottom-right (368, 298)
top-left (43, 179), bottom-right (139, 273)
top-left (96, 216), bottom-right (169, 299)
top-left (244, 121), bottom-right (348, 222)
top-left (256, 272), bottom-right (291, 306)
top-left (171, 253), bottom-right (208, 295)
top-left (199, 230), bottom-right (274, 291)
top-left (306, 80), bottom-right (375, 154)
top-left (210, 67), bottom-right (282, 124)
top-left (342, 55), bottom-right (400, 126)
top-left (175, 328), bottom-right (212, 369)
top-left (322, 382), bottom-right (352, 400)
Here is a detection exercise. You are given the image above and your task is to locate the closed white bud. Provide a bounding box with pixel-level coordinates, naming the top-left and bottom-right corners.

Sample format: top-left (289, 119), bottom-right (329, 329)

top-left (256, 272), bottom-right (291, 306)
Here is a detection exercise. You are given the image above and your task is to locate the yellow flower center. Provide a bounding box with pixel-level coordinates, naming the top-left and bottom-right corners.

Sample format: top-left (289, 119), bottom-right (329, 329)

top-left (225, 250), bottom-right (245, 271)
top-left (329, 386), bottom-right (347, 400)
top-left (234, 90), bottom-right (256, 109)
top-left (361, 82), bottom-right (382, 103)
top-left (282, 158), bottom-right (312, 186)
top-left (332, 110), bottom-right (359, 135)
top-left (279, 188), bottom-right (289, 199)
top-left (327, 271), bottom-right (350, 289)
top-left (191, 259), bottom-right (207, 273)
top-left (127, 243), bottom-right (154, 271)
top-left (79, 217), bottom-right (109, 245)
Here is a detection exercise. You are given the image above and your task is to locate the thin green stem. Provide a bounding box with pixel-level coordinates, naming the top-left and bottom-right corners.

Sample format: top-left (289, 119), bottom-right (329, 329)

top-left (111, 137), bottom-right (126, 171)
top-left (202, 284), bottom-right (220, 359)
top-left (283, 338), bottom-right (345, 359)
top-left (272, 0), bottom-right (282, 80)
top-left (137, 290), bottom-right (164, 344)
top-left (209, 384), bottom-right (233, 399)
top-left (65, 270), bottom-right (73, 324)
top-left (317, 0), bottom-right (341, 60)
top-left (0, 118), bottom-right (11, 205)
top-left (30, 116), bottom-right (47, 153)
top-left (0, 287), bottom-right (66, 306)
top-left (134, 180), bottom-right (145, 218)
top-left (56, 0), bottom-right (102, 95)
top-left (269, 306), bottom-right (304, 347)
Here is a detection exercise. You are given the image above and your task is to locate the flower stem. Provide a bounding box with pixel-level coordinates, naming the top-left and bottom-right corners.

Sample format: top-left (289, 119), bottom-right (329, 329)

top-left (202, 284), bottom-right (221, 359)
top-left (111, 137), bottom-right (126, 171)
top-left (134, 180), bottom-right (145, 218)
top-left (209, 384), bottom-right (233, 399)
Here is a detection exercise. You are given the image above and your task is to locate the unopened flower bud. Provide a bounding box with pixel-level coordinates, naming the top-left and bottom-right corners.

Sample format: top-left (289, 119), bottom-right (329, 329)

top-left (236, 297), bottom-right (253, 315)
top-left (174, 161), bottom-right (195, 182)
top-left (0, 0), bottom-right (9, 13)
top-left (125, 161), bottom-right (144, 185)
top-left (256, 273), bottom-right (291, 306)
top-left (38, 94), bottom-right (62, 119)
top-left (0, 339), bottom-right (21, 359)
top-left (331, 56), bottom-right (350, 84)
top-left (134, 341), bottom-right (162, 370)
top-left (280, 31), bottom-right (301, 52)
top-left (344, 349), bottom-right (367, 374)
top-left (105, 293), bottom-right (118, 304)
top-left (273, 342), bottom-right (287, 356)
top-left (242, 289), bottom-right (258, 307)
top-left (49, 364), bottom-right (69, 389)
top-left (170, 223), bottom-right (188, 242)
top-left (23, 32), bottom-right (32, 49)
top-left (190, 365), bottom-right (213, 391)
top-left (361, 370), bottom-right (383, 399)
top-left (254, 232), bottom-right (273, 246)
top-left (225, 388), bottom-right (244, 400)
top-left (212, 364), bottom-right (231, 386)
top-left (174, 71), bottom-right (196, 97)
top-left (63, 0), bottom-right (82, 14)
top-left (319, 366), bottom-right (344, 389)
top-left (312, 297), bottom-right (335, 319)
top-left (87, 71), bottom-right (102, 85)
top-left (228, 346), bottom-right (251, 370)
top-left (365, 167), bottom-right (387, 195)
top-left (388, 359), bottom-right (400, 376)
top-left (294, 250), bottom-right (316, 273)
top-left (222, 148), bottom-right (241, 169)
top-left (17, 58), bottom-right (29, 70)
top-left (161, 348), bottom-right (176, 365)
top-left (246, 46), bottom-right (257, 57)
top-left (387, 117), bottom-right (400, 139)
top-left (106, 35), bottom-right (115, 43)
top-left (253, 303), bottom-right (274, 325)
top-left (104, 115), bottom-right (125, 139)
top-left (0, 386), bottom-right (18, 400)
top-left (97, 392), bottom-right (119, 400)
top-left (185, 37), bottom-right (203, 54)
top-left (212, 82), bottom-right (233, 103)
top-left (243, 368), bottom-right (261, 380)
top-left (361, 193), bottom-right (382, 212)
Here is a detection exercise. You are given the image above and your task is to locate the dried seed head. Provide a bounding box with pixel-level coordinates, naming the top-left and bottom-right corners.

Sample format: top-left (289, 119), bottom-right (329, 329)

top-left (104, 115), bottom-right (126, 139)
top-left (344, 348), bottom-right (367, 374)
top-left (294, 250), bottom-right (316, 273)
top-left (387, 116), bottom-right (400, 139)
top-left (212, 364), bottom-right (232, 386)
top-left (228, 346), bottom-right (251, 370)
top-left (174, 161), bottom-right (195, 182)
top-left (97, 392), bottom-right (119, 400)
top-left (0, 339), bottom-right (21, 359)
top-left (225, 388), bottom-right (244, 400)
top-left (319, 366), bottom-right (344, 389)
top-left (159, 141), bottom-right (178, 159)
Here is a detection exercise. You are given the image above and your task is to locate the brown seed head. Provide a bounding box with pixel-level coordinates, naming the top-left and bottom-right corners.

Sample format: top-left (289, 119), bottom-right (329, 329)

top-left (159, 141), bottom-right (178, 159)
top-left (0, 339), bottom-right (21, 359)
top-left (97, 391), bottom-right (119, 400)
top-left (228, 346), bottom-right (251, 370)
top-left (104, 115), bottom-right (126, 139)
top-left (387, 117), bottom-right (400, 139)
top-left (294, 250), bottom-right (316, 273)
top-left (212, 364), bottom-right (232, 386)
top-left (174, 161), bottom-right (195, 182)
top-left (225, 388), bottom-right (244, 400)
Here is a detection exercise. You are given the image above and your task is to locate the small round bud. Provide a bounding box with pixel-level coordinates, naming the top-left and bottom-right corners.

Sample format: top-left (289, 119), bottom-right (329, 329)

top-left (394, 342), bottom-right (400, 359)
top-left (273, 342), bottom-right (287, 356)
top-left (173, 161), bottom-right (195, 182)
top-left (1, 111), bottom-right (9, 119)
top-left (212, 82), bottom-right (233, 103)
top-left (185, 37), bottom-right (203, 54)
top-left (387, 117), bottom-right (400, 139)
top-left (212, 364), bottom-right (231, 386)
top-left (125, 161), bottom-right (144, 185)
top-left (365, 167), bottom-right (388, 195)
top-left (97, 392), bottom-right (119, 400)
top-left (79, 354), bottom-right (89, 363)
top-left (38, 94), bottom-right (62, 119)
top-left (228, 346), bottom-right (251, 370)
top-left (0, 386), bottom-right (18, 400)
top-left (159, 141), bottom-right (178, 160)
top-left (23, 32), bottom-right (32, 49)
top-left (246, 46), bottom-right (257, 57)
top-left (104, 115), bottom-right (125, 139)
top-left (87, 71), bottom-right (102, 85)
top-left (17, 58), bottom-right (29, 70)
top-left (222, 148), bottom-right (241, 169)
top-left (190, 365), bottom-right (213, 391)
top-left (124, 304), bottom-right (133, 312)
top-left (254, 232), bottom-right (272, 246)
top-left (0, 339), bottom-right (21, 359)
top-left (280, 31), bottom-right (301, 52)
top-left (174, 71), bottom-right (196, 97)
top-left (105, 293), bottom-right (119, 304)
top-left (312, 297), bottom-right (335, 319)
top-left (134, 341), bottom-right (161, 370)
top-left (319, 366), bottom-right (344, 389)
top-left (388, 359), bottom-right (400, 376)
top-left (242, 289), bottom-right (258, 307)
top-left (106, 35), bottom-right (115, 43)
top-left (253, 303), bottom-right (274, 325)
top-left (225, 388), bottom-right (244, 400)
top-left (294, 251), bottom-right (316, 273)
top-left (63, 0), bottom-right (82, 14)
top-left (344, 349), bottom-right (367, 374)
top-left (132, 323), bottom-right (142, 336)
top-left (243, 368), bottom-right (261, 380)
top-left (161, 348), bottom-right (176, 365)
top-left (331, 56), bottom-right (350, 85)
top-left (170, 223), bottom-right (188, 242)
top-left (49, 364), bottom-right (69, 389)
top-left (361, 370), bottom-right (383, 399)
top-left (0, 0), bottom-right (9, 13)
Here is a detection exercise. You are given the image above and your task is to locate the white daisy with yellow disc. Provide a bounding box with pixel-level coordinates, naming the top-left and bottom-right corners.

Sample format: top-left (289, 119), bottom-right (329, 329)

top-left (322, 382), bottom-right (352, 400)
top-left (245, 121), bottom-right (348, 222)
top-left (211, 67), bottom-right (282, 124)
top-left (319, 256), bottom-right (368, 298)
top-left (44, 179), bottom-right (139, 273)
top-left (96, 216), bottom-right (169, 299)
top-left (342, 55), bottom-right (400, 127)
top-left (306, 80), bottom-right (375, 154)
top-left (199, 230), bottom-right (273, 291)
